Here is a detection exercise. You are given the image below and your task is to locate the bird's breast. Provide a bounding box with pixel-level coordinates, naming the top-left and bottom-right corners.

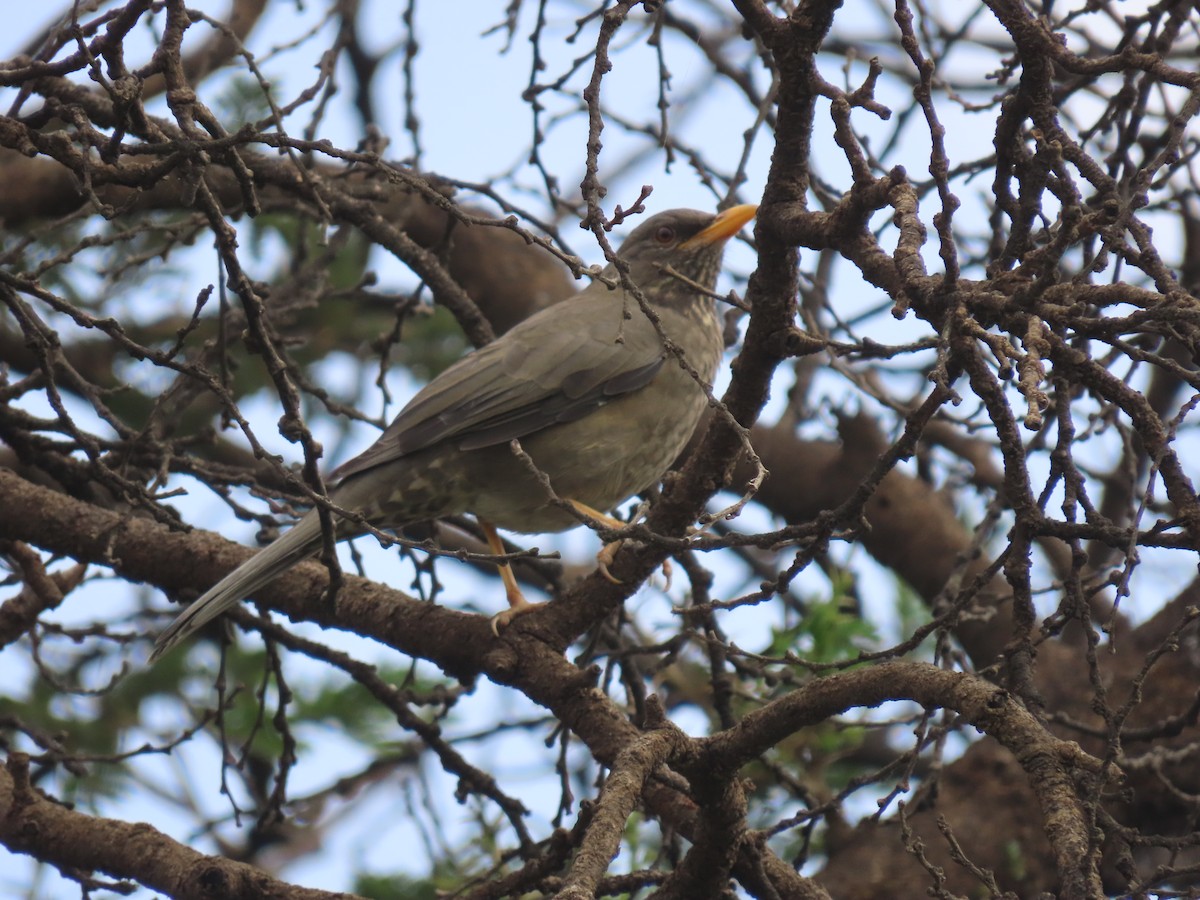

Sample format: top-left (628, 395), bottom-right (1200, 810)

top-left (472, 305), bottom-right (723, 533)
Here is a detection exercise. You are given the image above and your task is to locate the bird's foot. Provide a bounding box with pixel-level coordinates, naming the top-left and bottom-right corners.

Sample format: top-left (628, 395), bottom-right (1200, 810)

top-left (490, 598), bottom-right (545, 636)
top-left (596, 540), bottom-right (624, 584)
top-left (478, 518), bottom-right (547, 635)
top-left (569, 500), bottom-right (636, 585)
top-left (596, 540), bottom-right (675, 589)
top-left (573, 501), bottom-right (679, 589)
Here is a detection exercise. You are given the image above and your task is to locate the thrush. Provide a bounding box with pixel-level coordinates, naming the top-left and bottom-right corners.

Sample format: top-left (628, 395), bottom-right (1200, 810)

top-left (150, 204), bottom-right (756, 661)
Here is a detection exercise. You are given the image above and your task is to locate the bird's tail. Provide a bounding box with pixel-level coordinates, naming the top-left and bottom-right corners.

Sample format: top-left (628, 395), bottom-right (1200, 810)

top-left (149, 512), bottom-right (326, 662)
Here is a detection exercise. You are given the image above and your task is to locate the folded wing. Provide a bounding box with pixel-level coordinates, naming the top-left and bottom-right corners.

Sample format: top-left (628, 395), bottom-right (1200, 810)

top-left (331, 289), bottom-right (667, 481)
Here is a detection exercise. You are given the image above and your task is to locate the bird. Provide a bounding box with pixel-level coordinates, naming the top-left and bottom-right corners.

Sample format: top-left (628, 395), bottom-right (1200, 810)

top-left (150, 204), bottom-right (757, 661)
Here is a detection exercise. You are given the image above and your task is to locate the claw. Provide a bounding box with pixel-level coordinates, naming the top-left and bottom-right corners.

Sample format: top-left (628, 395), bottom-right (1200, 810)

top-left (480, 518), bottom-right (544, 635)
top-left (490, 599), bottom-right (543, 636)
top-left (596, 541), bottom-right (624, 584)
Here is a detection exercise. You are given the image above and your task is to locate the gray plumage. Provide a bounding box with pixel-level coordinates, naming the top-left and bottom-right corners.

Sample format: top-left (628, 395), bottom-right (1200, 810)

top-left (150, 205), bottom-right (755, 661)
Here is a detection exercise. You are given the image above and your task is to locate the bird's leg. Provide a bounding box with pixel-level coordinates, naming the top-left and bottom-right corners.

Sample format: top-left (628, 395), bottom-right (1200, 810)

top-left (568, 500), bottom-right (679, 589)
top-left (566, 500), bottom-right (636, 585)
top-left (482, 520), bottom-right (542, 635)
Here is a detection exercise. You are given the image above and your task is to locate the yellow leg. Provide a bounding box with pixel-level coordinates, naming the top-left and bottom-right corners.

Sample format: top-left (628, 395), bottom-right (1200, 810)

top-left (482, 519), bottom-right (542, 635)
top-left (484, 502), bottom-right (653, 634)
top-left (567, 500), bottom-right (628, 585)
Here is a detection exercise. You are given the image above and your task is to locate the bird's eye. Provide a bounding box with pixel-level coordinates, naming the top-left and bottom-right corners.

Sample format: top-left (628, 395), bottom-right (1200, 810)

top-left (654, 225), bottom-right (676, 245)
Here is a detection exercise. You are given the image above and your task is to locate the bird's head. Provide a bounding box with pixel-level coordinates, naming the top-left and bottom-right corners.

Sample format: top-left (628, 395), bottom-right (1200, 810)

top-left (610, 205), bottom-right (757, 297)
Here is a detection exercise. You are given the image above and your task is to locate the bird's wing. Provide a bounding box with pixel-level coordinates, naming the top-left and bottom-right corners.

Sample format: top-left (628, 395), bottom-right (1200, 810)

top-left (330, 289), bottom-right (666, 481)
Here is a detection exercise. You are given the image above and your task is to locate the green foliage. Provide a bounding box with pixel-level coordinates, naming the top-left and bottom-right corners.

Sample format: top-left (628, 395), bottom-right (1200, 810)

top-left (765, 596), bottom-right (877, 665)
top-left (891, 576), bottom-right (933, 653)
top-left (214, 74), bottom-right (275, 127)
top-left (353, 818), bottom-right (512, 899)
top-left (391, 304), bottom-right (471, 381)
top-left (246, 212), bottom-right (374, 294)
top-left (354, 872), bottom-right (440, 900)
top-left (620, 810), bottom-right (664, 877)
